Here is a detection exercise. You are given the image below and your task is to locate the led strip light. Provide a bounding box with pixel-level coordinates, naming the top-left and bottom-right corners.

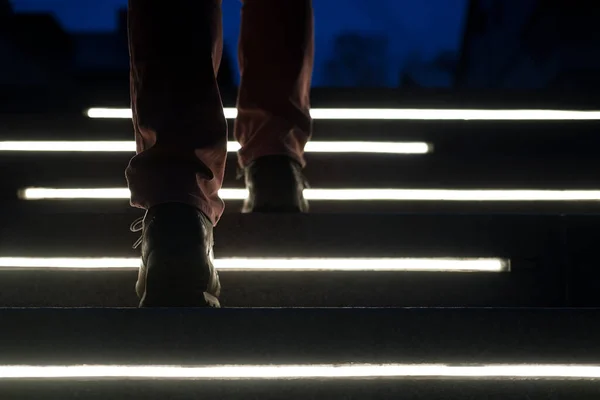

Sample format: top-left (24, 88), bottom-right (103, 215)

top-left (1, 364), bottom-right (600, 379)
top-left (0, 257), bottom-right (508, 272)
top-left (19, 187), bottom-right (600, 201)
top-left (0, 141), bottom-right (431, 154)
top-left (86, 107), bottom-right (600, 120)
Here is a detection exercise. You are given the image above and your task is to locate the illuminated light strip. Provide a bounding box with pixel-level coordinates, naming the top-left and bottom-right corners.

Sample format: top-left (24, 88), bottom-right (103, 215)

top-left (0, 257), bottom-right (508, 272)
top-left (19, 187), bottom-right (600, 201)
top-left (1, 364), bottom-right (600, 379)
top-left (86, 107), bottom-right (600, 120)
top-left (0, 141), bottom-right (431, 154)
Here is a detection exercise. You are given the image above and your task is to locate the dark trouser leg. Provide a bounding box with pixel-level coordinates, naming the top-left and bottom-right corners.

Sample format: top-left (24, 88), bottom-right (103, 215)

top-left (126, 0), bottom-right (227, 225)
top-left (235, 0), bottom-right (314, 168)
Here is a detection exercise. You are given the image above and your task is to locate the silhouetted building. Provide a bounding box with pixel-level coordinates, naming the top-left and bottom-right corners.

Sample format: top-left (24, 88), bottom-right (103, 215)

top-left (0, 0), bottom-right (11, 26)
top-left (1, 5), bottom-right (237, 91)
top-left (456, 0), bottom-right (600, 90)
top-left (72, 9), bottom-right (128, 72)
top-left (0, 5), bottom-right (75, 85)
top-left (72, 7), bottom-right (236, 90)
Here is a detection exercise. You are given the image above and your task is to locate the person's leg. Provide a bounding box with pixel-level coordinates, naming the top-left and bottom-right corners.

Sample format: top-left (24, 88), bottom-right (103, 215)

top-left (127, 0), bottom-right (226, 225)
top-left (235, 0), bottom-right (314, 212)
top-left (126, 0), bottom-right (225, 307)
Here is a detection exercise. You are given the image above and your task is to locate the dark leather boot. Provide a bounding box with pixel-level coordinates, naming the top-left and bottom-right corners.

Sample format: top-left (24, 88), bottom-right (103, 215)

top-left (130, 203), bottom-right (221, 307)
top-left (242, 155), bottom-right (309, 213)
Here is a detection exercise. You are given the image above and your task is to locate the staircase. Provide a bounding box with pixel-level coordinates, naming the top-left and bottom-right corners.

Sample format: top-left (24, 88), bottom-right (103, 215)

top-left (1, 88), bottom-right (600, 398)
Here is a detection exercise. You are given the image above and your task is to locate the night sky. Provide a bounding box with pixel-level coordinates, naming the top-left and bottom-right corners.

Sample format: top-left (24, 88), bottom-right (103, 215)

top-left (11, 0), bottom-right (468, 85)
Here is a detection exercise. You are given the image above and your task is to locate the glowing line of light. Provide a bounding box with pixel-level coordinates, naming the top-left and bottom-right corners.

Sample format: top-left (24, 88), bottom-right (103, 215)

top-left (19, 187), bottom-right (600, 201)
top-left (0, 141), bottom-right (431, 154)
top-left (1, 364), bottom-right (600, 379)
top-left (0, 257), bottom-right (508, 272)
top-left (86, 107), bottom-right (600, 121)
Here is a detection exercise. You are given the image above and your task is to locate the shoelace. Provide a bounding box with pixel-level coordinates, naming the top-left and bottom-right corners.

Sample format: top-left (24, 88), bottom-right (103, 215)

top-left (130, 217), bottom-right (144, 249)
top-left (299, 171), bottom-right (310, 189)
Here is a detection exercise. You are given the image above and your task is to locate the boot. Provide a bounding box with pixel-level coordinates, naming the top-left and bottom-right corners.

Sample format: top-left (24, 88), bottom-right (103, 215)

top-left (131, 203), bottom-right (221, 307)
top-left (242, 155), bottom-right (309, 213)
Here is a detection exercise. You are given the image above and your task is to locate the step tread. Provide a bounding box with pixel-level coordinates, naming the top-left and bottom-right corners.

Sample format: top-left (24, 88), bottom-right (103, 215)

top-left (1, 308), bottom-right (599, 364)
top-left (0, 212), bottom-right (572, 307)
top-left (0, 269), bottom-right (552, 308)
top-left (1, 379), bottom-right (599, 400)
top-left (3, 152), bottom-right (600, 190)
top-left (0, 211), bottom-right (563, 258)
top-left (2, 113), bottom-right (600, 144)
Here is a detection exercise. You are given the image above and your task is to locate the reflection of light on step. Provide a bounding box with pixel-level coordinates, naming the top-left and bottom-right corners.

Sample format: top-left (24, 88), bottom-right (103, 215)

top-left (86, 107), bottom-right (600, 120)
top-left (0, 141), bottom-right (431, 154)
top-left (19, 187), bottom-right (600, 201)
top-left (2, 364), bottom-right (600, 379)
top-left (0, 257), bottom-right (508, 272)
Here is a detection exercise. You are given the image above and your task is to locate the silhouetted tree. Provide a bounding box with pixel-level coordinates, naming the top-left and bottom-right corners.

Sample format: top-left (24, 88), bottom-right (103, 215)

top-left (432, 51), bottom-right (458, 75)
top-left (397, 50), bottom-right (423, 88)
top-left (398, 50), bottom-right (458, 89)
top-left (323, 32), bottom-right (390, 87)
top-left (1, 0), bottom-right (11, 16)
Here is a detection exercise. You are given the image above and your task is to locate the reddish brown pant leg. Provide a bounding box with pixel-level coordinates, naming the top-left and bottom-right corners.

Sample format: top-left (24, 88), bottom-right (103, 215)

top-left (235, 0), bottom-right (314, 168)
top-left (126, 0), bottom-right (314, 225)
top-left (126, 0), bottom-right (227, 225)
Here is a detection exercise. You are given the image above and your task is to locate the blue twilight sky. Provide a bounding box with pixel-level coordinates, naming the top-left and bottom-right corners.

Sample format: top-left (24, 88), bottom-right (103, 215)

top-left (11, 0), bottom-right (469, 86)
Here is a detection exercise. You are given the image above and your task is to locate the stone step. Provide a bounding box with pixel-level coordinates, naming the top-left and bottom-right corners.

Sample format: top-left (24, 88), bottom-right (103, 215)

top-left (2, 379), bottom-right (599, 400)
top-left (0, 307), bottom-right (598, 364)
top-left (1, 307), bottom-right (600, 398)
top-left (0, 268), bottom-right (547, 308)
top-left (0, 212), bottom-right (581, 307)
top-left (0, 211), bottom-right (564, 259)
top-left (2, 151), bottom-right (600, 193)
